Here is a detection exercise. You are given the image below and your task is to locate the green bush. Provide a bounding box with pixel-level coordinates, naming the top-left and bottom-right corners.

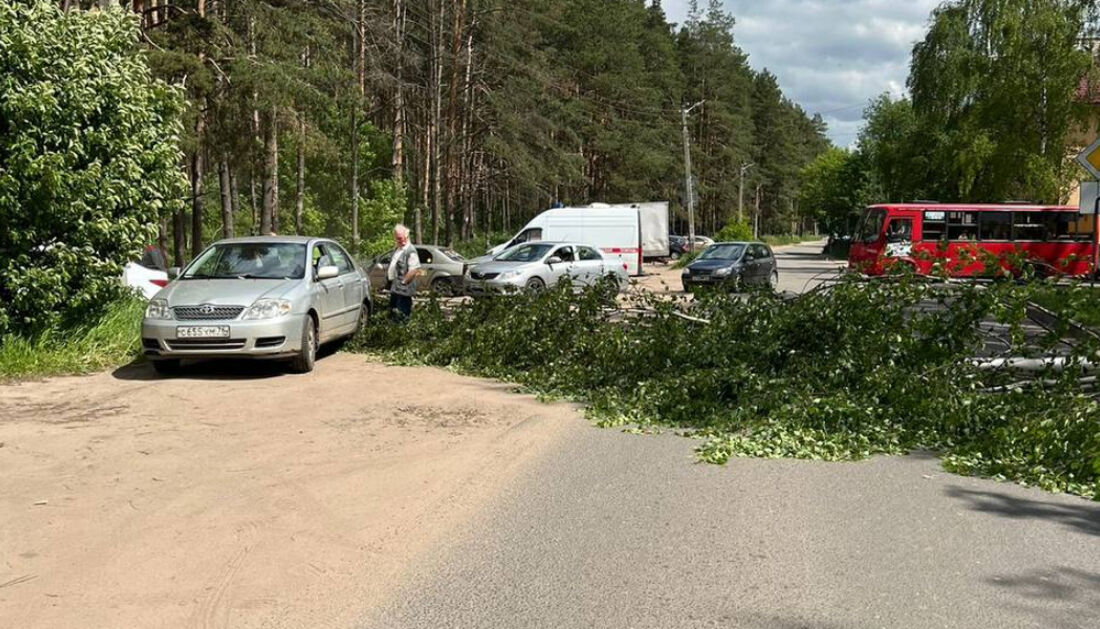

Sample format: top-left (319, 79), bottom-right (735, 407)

top-left (351, 278), bottom-right (1100, 500)
top-left (672, 249), bottom-right (699, 268)
top-left (715, 220), bottom-right (753, 242)
top-left (357, 179), bottom-right (407, 259)
top-left (0, 1), bottom-right (187, 335)
top-left (452, 231), bottom-right (514, 259)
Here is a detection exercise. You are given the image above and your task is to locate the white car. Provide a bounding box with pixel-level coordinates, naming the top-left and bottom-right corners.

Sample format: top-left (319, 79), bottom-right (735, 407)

top-left (464, 242), bottom-right (628, 296)
top-left (692, 235), bottom-right (716, 249)
top-left (122, 246), bottom-right (170, 299)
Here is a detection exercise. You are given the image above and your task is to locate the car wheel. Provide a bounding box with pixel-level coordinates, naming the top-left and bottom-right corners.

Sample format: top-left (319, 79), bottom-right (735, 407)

top-left (525, 277), bottom-right (545, 292)
top-left (682, 281), bottom-right (693, 294)
top-left (768, 270), bottom-right (778, 290)
top-left (597, 274), bottom-right (622, 301)
top-left (670, 251), bottom-right (681, 261)
top-left (431, 276), bottom-right (455, 297)
top-left (290, 317), bottom-right (317, 374)
top-left (151, 358), bottom-right (180, 376)
top-left (353, 301), bottom-right (369, 336)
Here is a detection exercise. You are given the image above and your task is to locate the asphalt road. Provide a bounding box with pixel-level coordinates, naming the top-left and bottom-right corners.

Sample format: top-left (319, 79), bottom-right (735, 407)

top-left (358, 244), bottom-right (1099, 629)
top-left (361, 425), bottom-right (1099, 629)
top-left (638, 240), bottom-right (846, 296)
top-left (772, 240), bottom-right (847, 294)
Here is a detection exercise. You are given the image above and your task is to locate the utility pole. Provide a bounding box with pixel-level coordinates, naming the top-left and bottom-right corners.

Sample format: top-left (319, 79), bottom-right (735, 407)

top-left (681, 100), bottom-right (704, 251)
top-left (738, 162), bottom-right (753, 224)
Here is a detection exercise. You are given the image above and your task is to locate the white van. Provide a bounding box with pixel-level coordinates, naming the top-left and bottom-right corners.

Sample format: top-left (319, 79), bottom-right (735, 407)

top-left (588, 202), bottom-right (669, 260)
top-left (489, 207), bottom-right (643, 275)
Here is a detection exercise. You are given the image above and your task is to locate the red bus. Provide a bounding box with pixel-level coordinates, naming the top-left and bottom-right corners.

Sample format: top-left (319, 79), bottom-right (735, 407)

top-left (848, 203), bottom-right (1097, 277)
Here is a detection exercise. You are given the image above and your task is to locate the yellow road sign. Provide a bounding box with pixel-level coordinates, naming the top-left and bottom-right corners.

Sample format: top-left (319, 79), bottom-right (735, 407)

top-left (1075, 137), bottom-right (1100, 179)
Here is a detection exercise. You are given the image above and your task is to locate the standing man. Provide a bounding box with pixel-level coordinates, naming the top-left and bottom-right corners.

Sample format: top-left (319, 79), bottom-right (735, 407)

top-left (387, 224), bottom-right (420, 321)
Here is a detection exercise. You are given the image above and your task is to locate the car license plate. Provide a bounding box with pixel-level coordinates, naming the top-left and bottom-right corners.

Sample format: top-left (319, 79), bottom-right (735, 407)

top-left (176, 325), bottom-right (230, 339)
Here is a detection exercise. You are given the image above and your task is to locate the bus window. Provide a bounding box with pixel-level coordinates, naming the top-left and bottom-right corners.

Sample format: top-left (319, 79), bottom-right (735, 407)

top-left (947, 212), bottom-right (978, 241)
top-left (857, 209), bottom-right (886, 243)
top-left (922, 211), bottom-right (946, 241)
top-left (1046, 213), bottom-right (1092, 241)
top-left (978, 211), bottom-right (1011, 241)
top-left (1012, 212), bottom-right (1047, 241)
top-left (885, 218), bottom-right (912, 243)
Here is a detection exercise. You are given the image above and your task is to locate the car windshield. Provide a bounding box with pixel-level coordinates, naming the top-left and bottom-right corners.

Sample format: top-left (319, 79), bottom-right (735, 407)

top-left (183, 243), bottom-right (307, 280)
top-left (697, 244), bottom-right (745, 261)
top-left (496, 243), bottom-right (553, 262)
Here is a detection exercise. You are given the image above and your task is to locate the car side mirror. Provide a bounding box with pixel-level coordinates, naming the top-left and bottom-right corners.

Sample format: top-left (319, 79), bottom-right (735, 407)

top-left (546, 256), bottom-right (563, 265)
top-left (316, 265), bottom-right (339, 280)
top-left (167, 266), bottom-right (180, 279)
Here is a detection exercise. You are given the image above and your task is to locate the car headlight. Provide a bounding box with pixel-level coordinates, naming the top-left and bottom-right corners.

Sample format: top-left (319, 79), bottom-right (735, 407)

top-left (714, 267), bottom-right (732, 277)
top-left (497, 270), bottom-right (521, 280)
top-left (145, 299), bottom-right (173, 320)
top-left (242, 299), bottom-right (292, 320)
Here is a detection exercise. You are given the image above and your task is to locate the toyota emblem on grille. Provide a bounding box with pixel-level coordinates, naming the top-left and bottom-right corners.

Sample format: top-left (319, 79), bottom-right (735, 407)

top-left (200, 305), bottom-right (215, 315)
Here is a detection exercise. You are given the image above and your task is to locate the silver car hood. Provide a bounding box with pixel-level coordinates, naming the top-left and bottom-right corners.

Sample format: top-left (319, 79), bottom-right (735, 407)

top-left (469, 260), bottom-right (531, 275)
top-left (465, 252), bottom-right (498, 266)
top-left (159, 278), bottom-right (298, 306)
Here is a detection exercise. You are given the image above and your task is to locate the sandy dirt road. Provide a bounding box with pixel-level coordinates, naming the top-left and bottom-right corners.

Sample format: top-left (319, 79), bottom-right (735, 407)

top-left (0, 354), bottom-right (580, 628)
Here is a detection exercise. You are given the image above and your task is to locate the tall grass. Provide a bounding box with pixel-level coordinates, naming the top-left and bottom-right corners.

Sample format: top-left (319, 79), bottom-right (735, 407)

top-left (0, 298), bottom-right (146, 380)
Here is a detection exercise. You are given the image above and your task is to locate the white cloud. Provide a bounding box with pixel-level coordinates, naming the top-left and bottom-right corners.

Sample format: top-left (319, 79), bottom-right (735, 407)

top-left (662, 0), bottom-right (939, 146)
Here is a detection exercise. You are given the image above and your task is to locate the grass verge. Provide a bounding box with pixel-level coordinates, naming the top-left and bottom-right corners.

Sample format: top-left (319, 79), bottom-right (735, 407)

top-left (0, 298), bottom-right (145, 381)
top-left (761, 234), bottom-right (822, 247)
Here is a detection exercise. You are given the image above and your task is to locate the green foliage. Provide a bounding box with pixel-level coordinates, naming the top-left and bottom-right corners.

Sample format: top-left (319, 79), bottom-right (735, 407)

top-left (357, 179), bottom-right (407, 259)
top-left (902, 0), bottom-right (1091, 203)
top-left (452, 231), bottom-right (514, 260)
top-left (715, 220), bottom-right (753, 242)
top-left (857, 94), bottom-right (922, 203)
top-left (0, 1), bottom-right (187, 335)
top-left (672, 249), bottom-right (700, 268)
top-left (798, 147), bottom-right (873, 234)
top-left (351, 278), bottom-right (1100, 500)
top-left (0, 297), bottom-right (146, 380)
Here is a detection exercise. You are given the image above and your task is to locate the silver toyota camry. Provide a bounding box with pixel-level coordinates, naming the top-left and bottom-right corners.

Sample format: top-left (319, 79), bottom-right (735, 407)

top-left (141, 236), bottom-right (371, 375)
top-left (464, 241), bottom-right (628, 295)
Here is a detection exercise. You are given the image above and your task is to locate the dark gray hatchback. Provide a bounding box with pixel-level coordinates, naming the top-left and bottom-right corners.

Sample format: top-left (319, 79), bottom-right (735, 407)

top-left (681, 241), bottom-right (778, 292)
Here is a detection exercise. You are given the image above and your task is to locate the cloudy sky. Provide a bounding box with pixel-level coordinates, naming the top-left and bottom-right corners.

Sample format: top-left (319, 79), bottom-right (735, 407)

top-left (663, 0), bottom-right (941, 146)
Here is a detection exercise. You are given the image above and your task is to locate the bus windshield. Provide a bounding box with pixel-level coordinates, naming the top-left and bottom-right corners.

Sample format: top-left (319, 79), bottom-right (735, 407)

top-left (857, 209), bottom-right (886, 243)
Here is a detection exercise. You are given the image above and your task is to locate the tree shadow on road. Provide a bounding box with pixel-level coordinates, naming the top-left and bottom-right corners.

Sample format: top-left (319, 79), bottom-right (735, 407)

top-left (945, 486), bottom-right (1100, 537)
top-left (985, 566), bottom-right (1100, 629)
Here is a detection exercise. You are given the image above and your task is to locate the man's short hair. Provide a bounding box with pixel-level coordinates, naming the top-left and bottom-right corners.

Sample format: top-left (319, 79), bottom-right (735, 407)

top-left (394, 224), bottom-right (410, 238)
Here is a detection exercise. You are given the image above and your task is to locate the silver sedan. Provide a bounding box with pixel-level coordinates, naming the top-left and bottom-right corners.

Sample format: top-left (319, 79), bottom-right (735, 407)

top-left (464, 242), bottom-right (628, 295)
top-left (367, 244), bottom-right (468, 296)
top-left (141, 236), bottom-right (371, 375)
